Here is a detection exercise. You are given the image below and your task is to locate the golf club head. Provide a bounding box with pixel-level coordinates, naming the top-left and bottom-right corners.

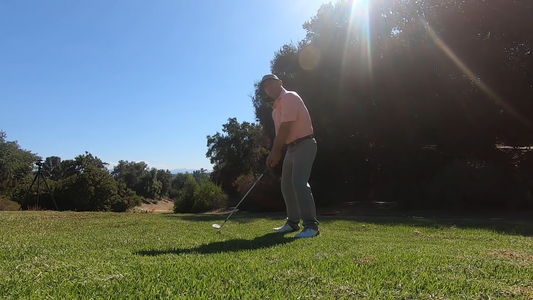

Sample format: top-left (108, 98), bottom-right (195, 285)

top-left (212, 224), bottom-right (221, 229)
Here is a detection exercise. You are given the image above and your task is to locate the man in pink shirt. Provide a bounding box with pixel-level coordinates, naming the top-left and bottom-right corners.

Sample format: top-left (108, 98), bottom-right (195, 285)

top-left (261, 74), bottom-right (319, 238)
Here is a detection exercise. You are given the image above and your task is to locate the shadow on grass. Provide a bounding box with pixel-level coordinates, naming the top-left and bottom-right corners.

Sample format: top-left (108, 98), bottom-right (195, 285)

top-left (135, 232), bottom-right (295, 256)
top-left (162, 209), bottom-right (533, 237)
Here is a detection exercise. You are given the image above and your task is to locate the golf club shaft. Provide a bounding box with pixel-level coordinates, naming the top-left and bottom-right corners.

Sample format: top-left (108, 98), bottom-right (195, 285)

top-left (220, 171), bottom-right (266, 226)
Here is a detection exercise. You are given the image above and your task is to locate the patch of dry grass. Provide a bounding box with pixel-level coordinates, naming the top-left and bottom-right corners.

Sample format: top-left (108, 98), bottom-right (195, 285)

top-left (489, 249), bottom-right (533, 261)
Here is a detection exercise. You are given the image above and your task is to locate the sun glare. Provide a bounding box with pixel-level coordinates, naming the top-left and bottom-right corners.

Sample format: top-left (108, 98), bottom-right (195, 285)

top-left (344, 0), bottom-right (372, 72)
top-left (420, 17), bottom-right (532, 127)
top-left (290, 0), bottom-right (531, 128)
top-left (292, 0), bottom-right (372, 75)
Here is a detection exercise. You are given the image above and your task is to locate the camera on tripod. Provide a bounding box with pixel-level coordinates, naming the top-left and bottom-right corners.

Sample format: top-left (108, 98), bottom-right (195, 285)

top-left (35, 159), bottom-right (44, 167)
top-left (19, 158), bottom-right (59, 210)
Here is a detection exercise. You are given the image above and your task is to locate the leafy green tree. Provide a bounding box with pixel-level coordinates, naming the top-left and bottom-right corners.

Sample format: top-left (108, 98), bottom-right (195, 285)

top-left (54, 165), bottom-right (121, 211)
top-left (206, 118), bottom-right (270, 196)
top-left (114, 180), bottom-right (143, 212)
top-left (0, 130), bottom-right (39, 193)
top-left (111, 160), bottom-right (148, 185)
top-left (61, 151), bottom-right (109, 178)
top-left (173, 174), bottom-right (198, 213)
top-left (138, 168), bottom-right (162, 199)
top-left (170, 172), bottom-right (189, 199)
top-left (171, 173), bottom-right (189, 190)
top-left (156, 169), bottom-right (173, 198)
top-left (251, 0), bottom-right (533, 209)
top-left (111, 160), bottom-right (165, 199)
top-left (192, 168), bottom-right (210, 186)
top-left (42, 156), bottom-right (63, 180)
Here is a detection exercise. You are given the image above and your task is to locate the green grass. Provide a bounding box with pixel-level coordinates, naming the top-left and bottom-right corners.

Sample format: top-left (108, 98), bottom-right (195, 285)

top-left (1, 212), bottom-right (532, 299)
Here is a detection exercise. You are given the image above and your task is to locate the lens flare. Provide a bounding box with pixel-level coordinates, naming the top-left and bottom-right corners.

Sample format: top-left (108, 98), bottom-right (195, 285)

top-left (299, 45), bottom-right (321, 70)
top-left (342, 0), bottom-right (372, 75)
top-left (420, 17), bottom-right (532, 127)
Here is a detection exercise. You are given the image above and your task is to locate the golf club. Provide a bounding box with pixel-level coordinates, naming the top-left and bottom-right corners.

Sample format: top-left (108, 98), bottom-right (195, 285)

top-left (212, 170), bottom-right (267, 230)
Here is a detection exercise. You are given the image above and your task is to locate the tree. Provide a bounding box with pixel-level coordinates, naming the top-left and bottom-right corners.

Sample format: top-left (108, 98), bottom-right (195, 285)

top-left (52, 164), bottom-right (143, 212)
top-left (30, 165), bottom-right (113, 211)
top-left (111, 160), bottom-right (148, 197)
top-left (192, 168), bottom-right (210, 186)
top-left (138, 168), bottom-right (162, 199)
top-left (250, 0), bottom-right (533, 209)
top-left (0, 130), bottom-right (39, 193)
top-left (111, 160), bottom-right (148, 185)
top-left (61, 151), bottom-right (109, 178)
top-left (42, 156), bottom-right (63, 181)
top-left (173, 174), bottom-right (198, 213)
top-left (206, 118), bottom-right (270, 196)
top-left (172, 173), bottom-right (189, 190)
top-left (156, 169), bottom-right (173, 198)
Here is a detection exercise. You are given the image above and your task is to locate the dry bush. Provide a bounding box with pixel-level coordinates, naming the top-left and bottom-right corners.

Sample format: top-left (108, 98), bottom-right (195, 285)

top-left (0, 195), bottom-right (20, 211)
top-left (233, 171), bottom-right (285, 212)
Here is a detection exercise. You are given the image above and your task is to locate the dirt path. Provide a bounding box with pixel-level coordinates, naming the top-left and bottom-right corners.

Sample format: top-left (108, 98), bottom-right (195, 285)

top-left (134, 199), bottom-right (237, 214)
top-left (134, 199), bottom-right (174, 213)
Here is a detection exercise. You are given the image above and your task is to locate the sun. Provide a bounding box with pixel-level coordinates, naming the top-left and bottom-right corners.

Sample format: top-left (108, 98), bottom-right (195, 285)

top-left (343, 0), bottom-right (372, 73)
top-left (289, 0), bottom-right (373, 72)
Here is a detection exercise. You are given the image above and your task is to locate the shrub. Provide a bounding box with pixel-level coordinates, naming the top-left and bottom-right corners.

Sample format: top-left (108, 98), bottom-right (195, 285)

top-left (191, 182), bottom-right (228, 213)
top-left (173, 176), bottom-right (229, 213)
top-left (52, 167), bottom-right (120, 211)
top-left (173, 176), bottom-right (198, 213)
top-left (112, 181), bottom-right (143, 212)
top-left (50, 166), bottom-right (141, 212)
top-left (169, 188), bottom-right (181, 200)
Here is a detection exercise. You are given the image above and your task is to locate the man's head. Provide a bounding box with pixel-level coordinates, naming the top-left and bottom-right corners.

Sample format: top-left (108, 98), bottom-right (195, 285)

top-left (260, 74), bottom-right (283, 99)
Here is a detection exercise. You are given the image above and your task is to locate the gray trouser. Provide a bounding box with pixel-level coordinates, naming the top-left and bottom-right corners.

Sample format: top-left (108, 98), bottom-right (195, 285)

top-left (281, 138), bottom-right (319, 231)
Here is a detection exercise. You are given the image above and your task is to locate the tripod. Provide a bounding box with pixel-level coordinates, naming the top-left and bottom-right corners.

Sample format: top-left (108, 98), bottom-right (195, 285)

top-left (20, 160), bottom-right (59, 210)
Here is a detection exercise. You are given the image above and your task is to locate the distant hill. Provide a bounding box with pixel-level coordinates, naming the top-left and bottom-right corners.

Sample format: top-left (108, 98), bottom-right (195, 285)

top-left (170, 168), bottom-right (211, 174)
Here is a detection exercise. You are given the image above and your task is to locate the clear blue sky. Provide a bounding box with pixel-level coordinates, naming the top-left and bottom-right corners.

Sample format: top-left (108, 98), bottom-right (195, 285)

top-left (1, 0), bottom-right (330, 171)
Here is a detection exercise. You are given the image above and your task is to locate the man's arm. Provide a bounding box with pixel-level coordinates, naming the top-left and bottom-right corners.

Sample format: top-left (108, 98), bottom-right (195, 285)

top-left (266, 121), bottom-right (291, 167)
top-left (271, 121), bottom-right (291, 153)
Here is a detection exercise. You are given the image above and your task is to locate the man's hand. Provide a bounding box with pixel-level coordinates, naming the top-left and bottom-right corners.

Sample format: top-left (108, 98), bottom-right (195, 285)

top-left (266, 150), bottom-right (282, 168)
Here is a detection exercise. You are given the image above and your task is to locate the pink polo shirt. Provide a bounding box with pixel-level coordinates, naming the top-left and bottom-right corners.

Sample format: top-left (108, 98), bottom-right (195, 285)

top-left (272, 88), bottom-right (314, 144)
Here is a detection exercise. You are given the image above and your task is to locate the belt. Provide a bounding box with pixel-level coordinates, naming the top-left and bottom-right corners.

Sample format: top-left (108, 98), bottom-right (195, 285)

top-left (286, 134), bottom-right (314, 148)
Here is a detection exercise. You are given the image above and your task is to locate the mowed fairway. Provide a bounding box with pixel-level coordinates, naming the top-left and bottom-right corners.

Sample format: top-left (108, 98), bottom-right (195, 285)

top-left (1, 212), bottom-right (532, 299)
